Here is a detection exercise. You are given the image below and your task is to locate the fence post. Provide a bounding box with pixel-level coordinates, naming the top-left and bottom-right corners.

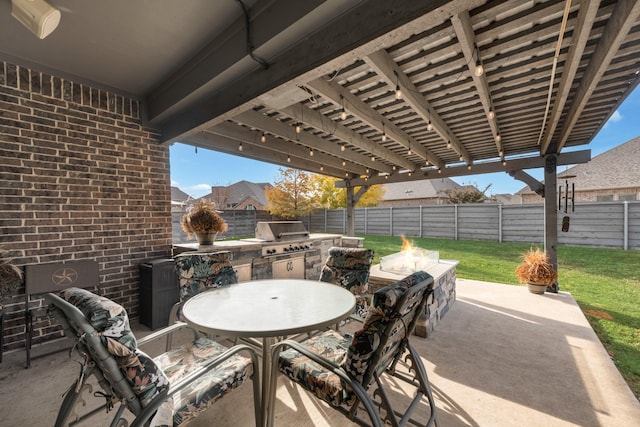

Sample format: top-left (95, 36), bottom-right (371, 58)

top-left (499, 204), bottom-right (503, 243)
top-left (324, 208), bottom-right (327, 232)
top-left (390, 207), bottom-right (393, 236)
top-left (454, 204), bottom-right (458, 240)
top-left (419, 205), bottom-right (423, 238)
top-left (624, 201), bottom-right (629, 250)
top-left (364, 208), bottom-right (368, 235)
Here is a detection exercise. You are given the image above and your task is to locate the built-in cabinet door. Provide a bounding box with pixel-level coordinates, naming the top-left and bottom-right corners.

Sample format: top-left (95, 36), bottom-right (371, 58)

top-left (272, 256), bottom-right (305, 279)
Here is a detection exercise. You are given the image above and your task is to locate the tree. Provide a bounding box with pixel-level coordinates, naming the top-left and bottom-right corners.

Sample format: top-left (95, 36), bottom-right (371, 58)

top-left (312, 175), bottom-right (385, 208)
top-left (442, 184), bottom-right (492, 204)
top-left (265, 168), bottom-right (317, 219)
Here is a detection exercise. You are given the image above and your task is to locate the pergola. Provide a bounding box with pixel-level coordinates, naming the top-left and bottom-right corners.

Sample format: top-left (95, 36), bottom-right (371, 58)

top-left (2, 0), bottom-right (640, 282)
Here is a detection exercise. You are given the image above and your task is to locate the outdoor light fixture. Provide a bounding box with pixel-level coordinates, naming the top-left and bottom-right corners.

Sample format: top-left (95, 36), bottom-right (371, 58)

top-left (394, 70), bottom-right (402, 100)
top-left (474, 45), bottom-right (484, 77)
top-left (11, 0), bottom-right (61, 39)
top-left (340, 95), bottom-right (347, 120)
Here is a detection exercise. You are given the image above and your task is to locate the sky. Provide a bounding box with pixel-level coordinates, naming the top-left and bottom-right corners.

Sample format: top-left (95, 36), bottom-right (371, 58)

top-left (170, 85), bottom-right (640, 198)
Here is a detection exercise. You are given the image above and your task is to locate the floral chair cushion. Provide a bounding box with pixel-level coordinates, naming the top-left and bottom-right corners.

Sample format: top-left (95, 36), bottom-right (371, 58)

top-left (343, 271), bottom-right (431, 384)
top-left (319, 247), bottom-right (374, 318)
top-left (59, 288), bottom-right (170, 409)
top-left (277, 271), bottom-right (431, 408)
top-left (277, 329), bottom-right (355, 407)
top-left (174, 251), bottom-right (237, 302)
top-left (154, 337), bottom-right (253, 426)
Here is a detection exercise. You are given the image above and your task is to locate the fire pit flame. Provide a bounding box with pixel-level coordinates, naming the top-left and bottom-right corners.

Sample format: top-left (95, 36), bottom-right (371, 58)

top-left (380, 235), bottom-right (439, 275)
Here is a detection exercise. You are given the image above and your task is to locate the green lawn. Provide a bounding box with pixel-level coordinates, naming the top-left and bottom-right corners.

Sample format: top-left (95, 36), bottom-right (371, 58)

top-left (360, 235), bottom-right (640, 398)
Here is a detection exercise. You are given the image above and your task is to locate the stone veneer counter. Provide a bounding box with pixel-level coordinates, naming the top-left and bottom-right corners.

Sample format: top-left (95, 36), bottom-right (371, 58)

top-left (368, 260), bottom-right (458, 338)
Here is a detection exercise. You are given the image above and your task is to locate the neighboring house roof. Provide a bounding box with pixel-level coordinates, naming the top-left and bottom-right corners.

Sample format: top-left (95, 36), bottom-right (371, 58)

top-left (382, 178), bottom-right (461, 200)
top-left (171, 186), bottom-right (193, 203)
top-left (519, 136), bottom-right (640, 194)
top-left (226, 180), bottom-right (272, 206)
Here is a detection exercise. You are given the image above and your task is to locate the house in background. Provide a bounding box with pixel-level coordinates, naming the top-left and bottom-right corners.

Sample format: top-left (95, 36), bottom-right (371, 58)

top-left (170, 187), bottom-right (194, 212)
top-left (519, 136), bottom-right (640, 204)
top-left (378, 178), bottom-right (462, 206)
top-left (207, 180), bottom-right (273, 210)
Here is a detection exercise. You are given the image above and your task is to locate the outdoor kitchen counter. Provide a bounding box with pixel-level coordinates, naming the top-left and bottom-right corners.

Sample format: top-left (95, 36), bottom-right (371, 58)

top-left (368, 260), bottom-right (458, 338)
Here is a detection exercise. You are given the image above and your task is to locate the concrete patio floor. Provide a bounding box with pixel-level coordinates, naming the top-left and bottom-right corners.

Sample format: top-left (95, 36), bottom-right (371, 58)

top-left (1, 279), bottom-right (638, 426)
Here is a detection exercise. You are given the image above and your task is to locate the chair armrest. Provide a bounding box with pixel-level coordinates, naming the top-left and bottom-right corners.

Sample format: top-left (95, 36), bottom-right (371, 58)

top-left (136, 322), bottom-right (189, 347)
top-left (269, 339), bottom-right (382, 427)
top-left (132, 344), bottom-right (260, 427)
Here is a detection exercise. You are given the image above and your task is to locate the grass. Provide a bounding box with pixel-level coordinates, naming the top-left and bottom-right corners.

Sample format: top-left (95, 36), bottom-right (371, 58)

top-left (360, 234), bottom-right (640, 398)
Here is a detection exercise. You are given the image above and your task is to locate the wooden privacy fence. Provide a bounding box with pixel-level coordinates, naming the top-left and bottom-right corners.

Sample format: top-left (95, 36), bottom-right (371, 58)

top-left (303, 201), bottom-right (640, 250)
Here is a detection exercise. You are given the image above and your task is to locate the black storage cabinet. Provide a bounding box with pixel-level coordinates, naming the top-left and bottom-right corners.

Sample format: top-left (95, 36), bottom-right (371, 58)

top-left (139, 259), bottom-right (179, 330)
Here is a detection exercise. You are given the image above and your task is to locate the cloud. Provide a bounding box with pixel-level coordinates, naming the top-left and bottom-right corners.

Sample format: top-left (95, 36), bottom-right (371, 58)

top-left (604, 110), bottom-right (623, 127)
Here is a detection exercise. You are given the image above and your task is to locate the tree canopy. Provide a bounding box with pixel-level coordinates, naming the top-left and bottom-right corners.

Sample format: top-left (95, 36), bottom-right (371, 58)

top-left (265, 168), bottom-right (316, 219)
top-left (312, 175), bottom-right (385, 208)
top-left (442, 184), bottom-right (492, 204)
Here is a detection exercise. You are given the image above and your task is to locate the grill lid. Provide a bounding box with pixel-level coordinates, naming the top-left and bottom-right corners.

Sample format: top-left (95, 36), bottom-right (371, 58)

top-left (255, 221), bottom-right (309, 241)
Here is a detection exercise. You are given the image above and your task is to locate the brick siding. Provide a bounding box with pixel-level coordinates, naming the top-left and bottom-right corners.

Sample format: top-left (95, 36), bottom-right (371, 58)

top-left (0, 62), bottom-right (173, 353)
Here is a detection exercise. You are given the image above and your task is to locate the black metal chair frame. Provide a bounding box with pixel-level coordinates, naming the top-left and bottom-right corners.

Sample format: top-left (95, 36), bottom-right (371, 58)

top-left (45, 292), bottom-right (262, 427)
top-left (268, 273), bottom-right (439, 427)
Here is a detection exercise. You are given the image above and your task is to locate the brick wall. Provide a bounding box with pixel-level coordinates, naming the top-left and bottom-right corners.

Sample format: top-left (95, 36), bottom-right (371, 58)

top-left (0, 62), bottom-right (173, 352)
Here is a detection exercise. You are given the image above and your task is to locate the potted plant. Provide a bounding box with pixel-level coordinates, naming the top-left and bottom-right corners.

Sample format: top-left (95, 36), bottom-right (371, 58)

top-left (181, 199), bottom-right (228, 245)
top-left (515, 248), bottom-right (558, 294)
top-left (1, 248), bottom-right (23, 313)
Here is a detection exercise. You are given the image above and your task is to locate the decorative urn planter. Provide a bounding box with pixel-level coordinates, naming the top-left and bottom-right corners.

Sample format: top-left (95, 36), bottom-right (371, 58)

top-left (196, 233), bottom-right (217, 246)
top-left (515, 248), bottom-right (558, 294)
top-left (181, 200), bottom-right (227, 246)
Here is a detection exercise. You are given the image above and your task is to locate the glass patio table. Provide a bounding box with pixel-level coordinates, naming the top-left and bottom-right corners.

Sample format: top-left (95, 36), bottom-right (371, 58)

top-left (180, 279), bottom-right (356, 426)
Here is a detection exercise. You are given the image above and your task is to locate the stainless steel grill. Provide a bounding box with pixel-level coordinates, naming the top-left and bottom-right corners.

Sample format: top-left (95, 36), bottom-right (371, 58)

top-left (255, 221), bottom-right (314, 257)
top-left (255, 221), bottom-right (309, 242)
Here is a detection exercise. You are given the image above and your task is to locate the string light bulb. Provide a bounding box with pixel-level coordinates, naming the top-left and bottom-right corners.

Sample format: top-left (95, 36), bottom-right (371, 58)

top-left (309, 149), bottom-right (314, 156)
top-left (488, 109), bottom-right (495, 120)
top-left (341, 144), bottom-right (345, 152)
top-left (342, 160), bottom-right (346, 166)
top-left (238, 143), bottom-right (243, 151)
top-left (474, 45), bottom-right (484, 77)
top-left (427, 121), bottom-right (433, 131)
top-left (295, 123), bottom-right (301, 134)
top-left (381, 122), bottom-right (387, 141)
top-left (287, 155), bottom-right (291, 163)
top-left (394, 71), bottom-right (402, 99)
top-left (340, 95), bottom-right (347, 120)
top-left (320, 165), bottom-right (324, 171)
top-left (502, 160), bottom-right (507, 166)
top-left (459, 155), bottom-right (463, 161)
top-left (371, 156), bottom-right (375, 162)
top-left (496, 134), bottom-right (502, 143)
top-left (447, 141), bottom-right (451, 149)
top-left (467, 164), bottom-right (472, 170)
top-left (261, 132), bottom-right (266, 143)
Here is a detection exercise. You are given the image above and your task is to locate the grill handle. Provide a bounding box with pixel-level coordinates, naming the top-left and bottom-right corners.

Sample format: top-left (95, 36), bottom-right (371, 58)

top-left (277, 231), bottom-right (310, 239)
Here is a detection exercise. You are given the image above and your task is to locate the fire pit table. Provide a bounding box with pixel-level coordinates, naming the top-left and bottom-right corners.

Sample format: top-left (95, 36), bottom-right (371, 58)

top-left (368, 259), bottom-right (458, 338)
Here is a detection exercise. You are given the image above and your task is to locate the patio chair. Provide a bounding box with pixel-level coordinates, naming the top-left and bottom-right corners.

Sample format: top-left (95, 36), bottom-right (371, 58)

top-left (319, 246), bottom-right (374, 321)
top-left (45, 287), bottom-right (261, 427)
top-left (267, 271), bottom-right (439, 427)
top-left (169, 251), bottom-right (238, 326)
